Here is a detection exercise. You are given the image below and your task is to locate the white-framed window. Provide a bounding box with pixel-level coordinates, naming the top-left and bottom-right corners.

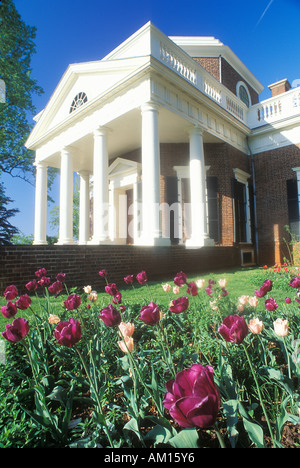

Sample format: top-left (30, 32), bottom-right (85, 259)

top-left (236, 81), bottom-right (251, 108)
top-left (69, 92), bottom-right (88, 114)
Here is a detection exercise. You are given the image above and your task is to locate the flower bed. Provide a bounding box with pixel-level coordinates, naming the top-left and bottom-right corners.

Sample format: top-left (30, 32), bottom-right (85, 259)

top-left (0, 266), bottom-right (299, 448)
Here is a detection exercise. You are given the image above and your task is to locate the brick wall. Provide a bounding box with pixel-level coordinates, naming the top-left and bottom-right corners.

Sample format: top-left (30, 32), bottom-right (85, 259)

top-left (253, 143), bottom-right (300, 265)
top-left (193, 57), bottom-right (259, 105)
top-left (0, 244), bottom-right (240, 294)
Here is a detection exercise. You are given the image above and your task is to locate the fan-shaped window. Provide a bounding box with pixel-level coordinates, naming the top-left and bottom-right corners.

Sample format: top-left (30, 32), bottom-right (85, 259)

top-left (69, 92), bottom-right (88, 113)
top-left (236, 82), bottom-right (251, 108)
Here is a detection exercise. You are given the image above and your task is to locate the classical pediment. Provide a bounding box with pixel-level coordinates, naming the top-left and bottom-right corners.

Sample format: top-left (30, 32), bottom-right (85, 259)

top-left (109, 157), bottom-right (141, 177)
top-left (26, 56), bottom-right (150, 149)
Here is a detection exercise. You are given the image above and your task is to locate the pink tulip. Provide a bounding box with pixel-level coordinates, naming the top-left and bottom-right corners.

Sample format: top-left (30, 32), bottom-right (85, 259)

top-left (248, 318), bottom-right (263, 334)
top-left (273, 318), bottom-right (289, 337)
top-left (118, 336), bottom-right (134, 353)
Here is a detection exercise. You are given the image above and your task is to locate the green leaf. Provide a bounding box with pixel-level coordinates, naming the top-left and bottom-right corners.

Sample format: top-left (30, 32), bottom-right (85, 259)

top-left (169, 428), bottom-right (199, 448)
top-left (223, 399), bottom-right (239, 448)
top-left (242, 417), bottom-right (265, 448)
top-left (239, 403), bottom-right (265, 448)
top-left (144, 424), bottom-right (173, 446)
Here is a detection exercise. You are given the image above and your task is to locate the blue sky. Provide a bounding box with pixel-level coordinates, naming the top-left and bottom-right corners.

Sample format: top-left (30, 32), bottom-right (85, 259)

top-left (3, 0), bottom-right (300, 237)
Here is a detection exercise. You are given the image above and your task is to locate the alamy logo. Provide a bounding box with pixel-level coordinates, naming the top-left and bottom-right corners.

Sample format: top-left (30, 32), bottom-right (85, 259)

top-left (0, 79), bottom-right (6, 103)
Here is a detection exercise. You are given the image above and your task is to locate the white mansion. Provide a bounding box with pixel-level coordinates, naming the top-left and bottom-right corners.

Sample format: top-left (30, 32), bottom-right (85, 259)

top-left (26, 22), bottom-right (300, 265)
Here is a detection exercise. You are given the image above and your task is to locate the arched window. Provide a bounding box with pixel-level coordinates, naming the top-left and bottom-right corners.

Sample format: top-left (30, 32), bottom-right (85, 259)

top-left (69, 92), bottom-right (88, 113)
top-left (236, 82), bottom-right (251, 108)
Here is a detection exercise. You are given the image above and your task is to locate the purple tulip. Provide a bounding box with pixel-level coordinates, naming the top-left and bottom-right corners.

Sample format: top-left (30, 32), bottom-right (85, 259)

top-left (163, 364), bottom-right (220, 429)
top-left (63, 294), bottom-right (81, 311)
top-left (25, 280), bottom-right (38, 292)
top-left (15, 294), bottom-right (31, 311)
top-left (136, 271), bottom-right (147, 285)
top-left (124, 275), bottom-right (134, 285)
top-left (48, 280), bottom-right (63, 296)
top-left (3, 285), bottom-right (18, 301)
top-left (174, 271), bottom-right (187, 287)
top-left (105, 283), bottom-right (118, 296)
top-left (254, 279), bottom-right (273, 298)
top-left (56, 273), bottom-right (66, 282)
top-left (218, 315), bottom-right (249, 344)
top-left (54, 318), bottom-right (82, 347)
top-left (38, 276), bottom-right (51, 288)
top-left (35, 268), bottom-right (47, 278)
top-left (186, 282), bottom-right (198, 296)
top-left (265, 297), bottom-right (278, 311)
top-left (2, 317), bottom-right (30, 343)
top-left (1, 302), bottom-right (18, 319)
top-left (112, 292), bottom-right (122, 304)
top-left (99, 304), bottom-right (121, 327)
top-left (169, 296), bottom-right (189, 314)
top-left (289, 276), bottom-right (300, 288)
top-left (139, 301), bottom-right (160, 325)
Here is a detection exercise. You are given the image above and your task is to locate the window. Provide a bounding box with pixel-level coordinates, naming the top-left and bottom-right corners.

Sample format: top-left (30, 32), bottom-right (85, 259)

top-left (232, 169), bottom-right (252, 243)
top-left (236, 81), bottom-right (251, 108)
top-left (287, 178), bottom-right (300, 236)
top-left (207, 176), bottom-right (219, 243)
top-left (69, 92), bottom-right (88, 113)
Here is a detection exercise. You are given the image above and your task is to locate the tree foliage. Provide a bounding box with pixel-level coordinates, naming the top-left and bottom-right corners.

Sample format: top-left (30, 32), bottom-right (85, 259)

top-left (0, 181), bottom-right (19, 243)
top-left (0, 0), bottom-right (43, 183)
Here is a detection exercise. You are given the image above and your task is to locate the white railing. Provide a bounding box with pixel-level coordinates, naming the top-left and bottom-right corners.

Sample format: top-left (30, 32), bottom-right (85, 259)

top-left (160, 42), bottom-right (197, 84)
top-left (248, 88), bottom-right (300, 128)
top-left (152, 26), bottom-right (300, 128)
top-left (155, 31), bottom-right (248, 124)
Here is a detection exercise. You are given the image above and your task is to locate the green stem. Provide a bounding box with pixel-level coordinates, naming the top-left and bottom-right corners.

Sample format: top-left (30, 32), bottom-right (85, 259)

top-left (282, 336), bottom-right (291, 380)
top-left (214, 423), bottom-right (226, 448)
top-left (22, 340), bottom-right (39, 386)
top-left (74, 346), bottom-right (114, 448)
top-left (157, 322), bottom-right (176, 378)
top-left (118, 329), bottom-right (165, 419)
top-left (243, 343), bottom-right (276, 448)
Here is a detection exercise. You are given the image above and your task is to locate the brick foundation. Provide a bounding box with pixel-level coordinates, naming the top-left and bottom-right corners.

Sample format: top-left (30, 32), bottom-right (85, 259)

top-left (0, 244), bottom-right (240, 294)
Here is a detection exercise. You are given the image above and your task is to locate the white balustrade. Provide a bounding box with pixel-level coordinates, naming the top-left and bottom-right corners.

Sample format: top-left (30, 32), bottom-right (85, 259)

top-left (153, 29), bottom-right (300, 128)
top-left (248, 87), bottom-right (300, 128)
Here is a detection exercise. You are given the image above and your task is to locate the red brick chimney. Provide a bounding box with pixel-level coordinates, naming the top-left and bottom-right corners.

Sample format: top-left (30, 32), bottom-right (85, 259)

top-left (268, 78), bottom-right (291, 97)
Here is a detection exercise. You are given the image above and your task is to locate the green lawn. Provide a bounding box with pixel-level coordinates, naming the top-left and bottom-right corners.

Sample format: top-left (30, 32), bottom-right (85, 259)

top-left (0, 266), bottom-right (293, 333)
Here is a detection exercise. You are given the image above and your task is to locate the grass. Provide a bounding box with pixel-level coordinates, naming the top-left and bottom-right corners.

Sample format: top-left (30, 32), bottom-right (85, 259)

top-left (0, 265), bottom-right (291, 333)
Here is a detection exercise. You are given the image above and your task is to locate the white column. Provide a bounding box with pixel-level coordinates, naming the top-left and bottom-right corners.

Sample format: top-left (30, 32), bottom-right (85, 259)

top-left (91, 126), bottom-right (109, 243)
top-left (186, 127), bottom-right (213, 247)
top-left (33, 162), bottom-right (48, 245)
top-left (58, 147), bottom-right (74, 244)
top-left (139, 102), bottom-right (170, 246)
top-left (78, 171), bottom-right (90, 244)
